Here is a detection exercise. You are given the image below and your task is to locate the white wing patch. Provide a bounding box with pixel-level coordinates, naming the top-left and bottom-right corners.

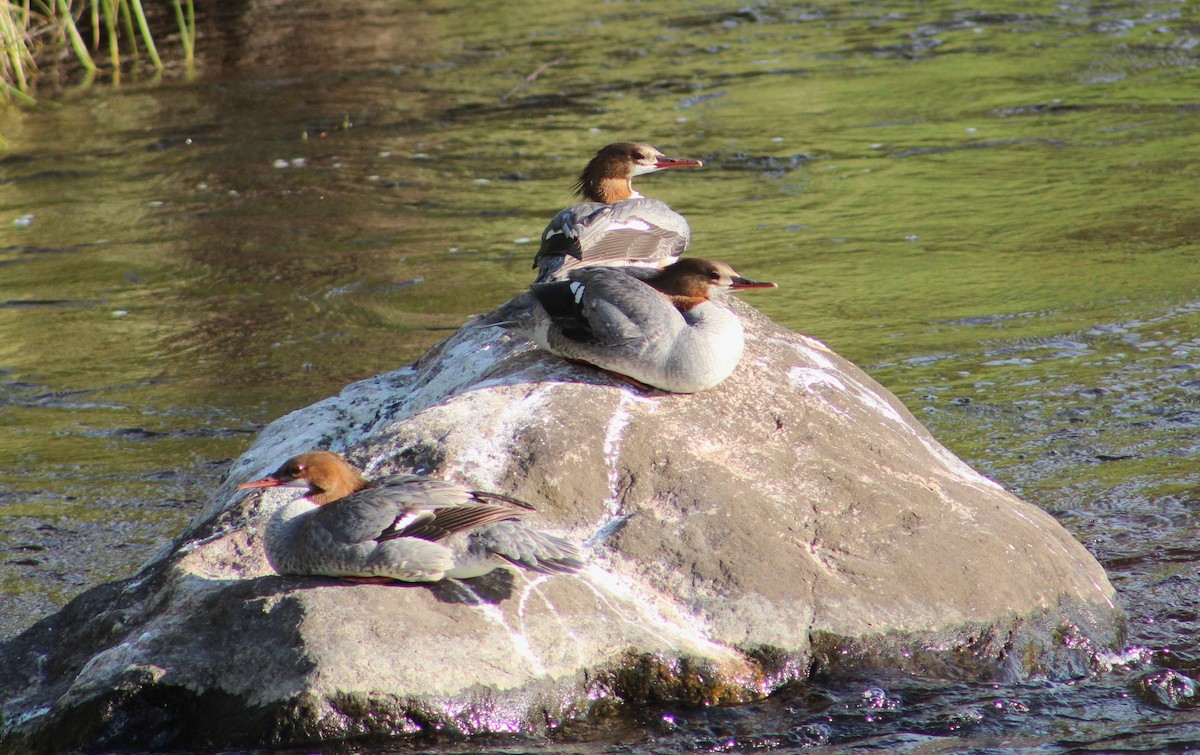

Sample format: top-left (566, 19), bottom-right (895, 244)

top-left (570, 281), bottom-right (586, 303)
top-left (388, 510), bottom-right (426, 535)
top-left (544, 228), bottom-right (563, 239)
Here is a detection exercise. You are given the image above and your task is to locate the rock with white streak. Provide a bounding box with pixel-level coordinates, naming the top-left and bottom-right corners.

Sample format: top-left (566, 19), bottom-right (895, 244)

top-left (0, 301), bottom-right (1124, 753)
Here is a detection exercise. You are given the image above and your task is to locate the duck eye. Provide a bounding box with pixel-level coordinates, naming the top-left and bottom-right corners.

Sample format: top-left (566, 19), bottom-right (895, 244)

top-left (632, 151), bottom-right (645, 160)
top-left (708, 271), bottom-right (721, 280)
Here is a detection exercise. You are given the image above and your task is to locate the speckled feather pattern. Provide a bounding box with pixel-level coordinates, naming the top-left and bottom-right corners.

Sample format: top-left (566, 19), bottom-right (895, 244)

top-left (496, 267), bottom-right (747, 394)
top-left (536, 198), bottom-right (691, 282)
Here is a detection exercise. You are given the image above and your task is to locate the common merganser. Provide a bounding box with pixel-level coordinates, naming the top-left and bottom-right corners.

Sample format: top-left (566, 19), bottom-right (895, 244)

top-left (492, 258), bottom-right (777, 393)
top-left (238, 451), bottom-right (585, 582)
top-left (534, 142), bottom-right (703, 282)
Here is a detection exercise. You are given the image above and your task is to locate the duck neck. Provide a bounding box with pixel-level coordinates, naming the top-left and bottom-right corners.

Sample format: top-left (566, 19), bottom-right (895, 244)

top-left (579, 174), bottom-right (635, 204)
top-left (309, 474), bottom-right (371, 505)
top-left (667, 295), bottom-right (709, 313)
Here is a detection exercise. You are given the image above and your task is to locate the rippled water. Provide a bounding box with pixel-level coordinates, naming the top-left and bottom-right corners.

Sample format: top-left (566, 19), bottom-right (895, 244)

top-left (1, 0), bottom-right (1198, 750)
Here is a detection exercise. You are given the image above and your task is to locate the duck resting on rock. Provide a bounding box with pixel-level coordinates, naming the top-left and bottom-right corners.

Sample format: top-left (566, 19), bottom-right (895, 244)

top-left (490, 257), bottom-right (777, 394)
top-left (534, 141), bottom-right (703, 283)
top-left (238, 451), bottom-right (585, 582)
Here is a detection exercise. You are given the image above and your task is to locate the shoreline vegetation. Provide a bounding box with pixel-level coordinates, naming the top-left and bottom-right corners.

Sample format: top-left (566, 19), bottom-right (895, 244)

top-left (1, 0), bottom-right (194, 106)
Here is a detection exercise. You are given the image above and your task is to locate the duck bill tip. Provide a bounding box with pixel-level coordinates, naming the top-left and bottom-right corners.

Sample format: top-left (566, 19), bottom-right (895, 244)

top-left (655, 157), bottom-right (703, 170)
top-left (237, 477), bottom-right (282, 490)
top-left (729, 280), bottom-right (778, 290)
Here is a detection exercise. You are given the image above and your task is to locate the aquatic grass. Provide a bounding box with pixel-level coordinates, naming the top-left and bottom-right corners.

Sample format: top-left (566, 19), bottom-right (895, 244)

top-left (172, 0), bottom-right (192, 70)
top-left (0, 0), bottom-right (195, 105)
top-left (0, 2), bottom-right (39, 104)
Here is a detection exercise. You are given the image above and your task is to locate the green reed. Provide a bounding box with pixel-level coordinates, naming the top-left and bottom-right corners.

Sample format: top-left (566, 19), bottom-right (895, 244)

top-left (1, 0), bottom-right (195, 105)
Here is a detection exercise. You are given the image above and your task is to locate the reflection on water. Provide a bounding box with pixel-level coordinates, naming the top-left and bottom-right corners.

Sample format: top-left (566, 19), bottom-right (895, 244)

top-left (1, 0), bottom-right (1198, 749)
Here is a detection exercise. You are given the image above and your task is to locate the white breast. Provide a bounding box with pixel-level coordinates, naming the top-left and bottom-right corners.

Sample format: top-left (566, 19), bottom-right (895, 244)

top-left (262, 497), bottom-right (320, 575)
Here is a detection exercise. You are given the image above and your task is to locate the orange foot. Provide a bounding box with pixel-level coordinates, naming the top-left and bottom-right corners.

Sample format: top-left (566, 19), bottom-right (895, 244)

top-left (563, 359), bottom-right (663, 394)
top-left (598, 367), bottom-right (658, 392)
top-left (341, 575), bottom-right (398, 585)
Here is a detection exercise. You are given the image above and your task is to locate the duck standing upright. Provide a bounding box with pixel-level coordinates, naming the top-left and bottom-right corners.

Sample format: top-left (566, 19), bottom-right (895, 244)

top-left (534, 142), bottom-right (703, 283)
top-left (238, 451), bottom-right (585, 582)
top-left (493, 258), bottom-right (777, 393)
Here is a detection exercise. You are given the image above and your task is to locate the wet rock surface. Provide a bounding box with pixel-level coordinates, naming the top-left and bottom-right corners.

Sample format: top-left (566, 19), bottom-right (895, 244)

top-left (0, 302), bottom-right (1124, 753)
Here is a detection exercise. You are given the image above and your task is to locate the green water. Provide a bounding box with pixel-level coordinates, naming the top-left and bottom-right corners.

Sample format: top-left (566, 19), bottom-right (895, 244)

top-left (0, 0), bottom-right (1198, 749)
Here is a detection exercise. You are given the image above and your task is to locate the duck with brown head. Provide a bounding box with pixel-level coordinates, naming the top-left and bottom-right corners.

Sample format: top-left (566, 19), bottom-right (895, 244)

top-left (534, 142), bottom-right (703, 283)
top-left (238, 451), bottom-right (585, 583)
top-left (492, 258), bottom-right (777, 393)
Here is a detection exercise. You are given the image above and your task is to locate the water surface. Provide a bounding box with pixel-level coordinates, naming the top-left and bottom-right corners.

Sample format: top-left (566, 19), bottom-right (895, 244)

top-left (1, 0), bottom-right (1198, 751)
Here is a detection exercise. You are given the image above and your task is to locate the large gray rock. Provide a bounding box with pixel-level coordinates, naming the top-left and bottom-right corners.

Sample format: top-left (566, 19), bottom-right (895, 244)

top-left (0, 302), bottom-right (1124, 753)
